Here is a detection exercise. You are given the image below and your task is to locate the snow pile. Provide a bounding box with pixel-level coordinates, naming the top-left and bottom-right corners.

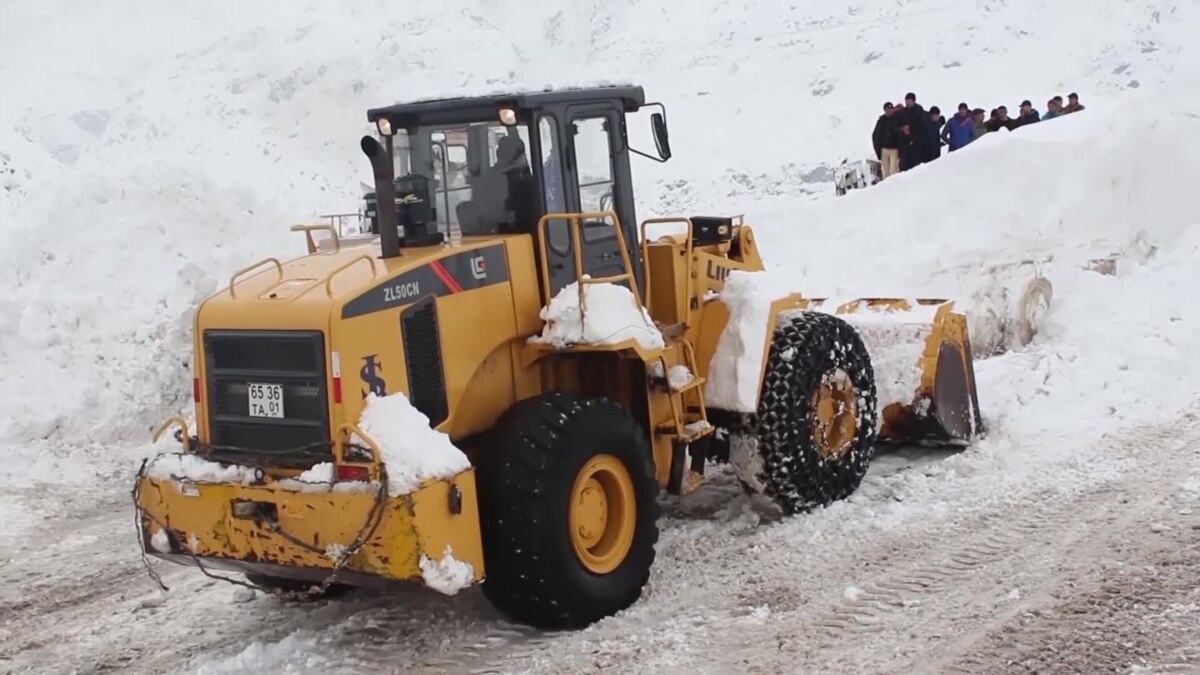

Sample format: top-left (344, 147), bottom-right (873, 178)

top-left (145, 453), bottom-right (259, 486)
top-left (703, 270), bottom-right (797, 411)
top-left (356, 392), bottom-right (471, 496)
top-left (418, 545), bottom-right (476, 596)
top-left (530, 280), bottom-right (665, 351)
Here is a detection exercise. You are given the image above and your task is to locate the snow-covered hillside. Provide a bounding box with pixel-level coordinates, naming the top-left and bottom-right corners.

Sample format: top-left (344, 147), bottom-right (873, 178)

top-left (1, 0), bottom-right (1195, 455)
top-left (2, 1), bottom-right (1200, 671)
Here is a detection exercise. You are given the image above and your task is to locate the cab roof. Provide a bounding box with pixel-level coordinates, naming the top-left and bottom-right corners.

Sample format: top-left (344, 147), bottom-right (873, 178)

top-left (366, 84), bottom-right (646, 129)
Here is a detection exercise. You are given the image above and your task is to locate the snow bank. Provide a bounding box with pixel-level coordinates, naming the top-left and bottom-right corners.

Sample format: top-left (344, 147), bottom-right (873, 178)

top-left (418, 545), bottom-right (476, 596)
top-left (530, 280), bottom-right (665, 351)
top-left (356, 392), bottom-right (471, 496)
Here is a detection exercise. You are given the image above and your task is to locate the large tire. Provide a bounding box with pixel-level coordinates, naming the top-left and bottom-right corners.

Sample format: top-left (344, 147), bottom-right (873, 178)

top-left (731, 311), bottom-right (879, 514)
top-left (476, 392), bottom-right (660, 629)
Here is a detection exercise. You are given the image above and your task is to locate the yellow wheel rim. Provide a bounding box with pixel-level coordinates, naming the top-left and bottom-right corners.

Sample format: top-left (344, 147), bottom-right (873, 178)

top-left (569, 454), bottom-right (636, 574)
top-left (811, 369), bottom-right (859, 459)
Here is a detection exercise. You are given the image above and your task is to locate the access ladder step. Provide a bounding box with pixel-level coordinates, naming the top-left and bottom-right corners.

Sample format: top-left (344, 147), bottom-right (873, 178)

top-left (656, 419), bottom-right (716, 443)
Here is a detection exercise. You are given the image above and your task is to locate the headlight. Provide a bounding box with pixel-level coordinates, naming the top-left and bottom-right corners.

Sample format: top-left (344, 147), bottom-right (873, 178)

top-left (498, 107), bottom-right (517, 126)
top-left (376, 118), bottom-right (393, 136)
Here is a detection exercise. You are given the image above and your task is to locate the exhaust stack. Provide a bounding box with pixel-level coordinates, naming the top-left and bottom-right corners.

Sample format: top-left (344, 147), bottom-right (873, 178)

top-left (361, 135), bottom-right (400, 259)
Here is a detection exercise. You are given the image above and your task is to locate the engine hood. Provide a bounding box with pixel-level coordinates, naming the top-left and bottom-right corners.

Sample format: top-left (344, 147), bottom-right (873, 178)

top-left (198, 234), bottom-right (514, 329)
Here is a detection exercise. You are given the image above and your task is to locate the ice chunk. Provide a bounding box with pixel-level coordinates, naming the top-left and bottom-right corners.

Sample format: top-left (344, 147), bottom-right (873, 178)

top-left (530, 280), bottom-right (664, 351)
top-left (356, 392), bottom-right (471, 496)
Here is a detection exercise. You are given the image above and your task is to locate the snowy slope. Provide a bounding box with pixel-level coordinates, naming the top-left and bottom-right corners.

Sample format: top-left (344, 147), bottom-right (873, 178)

top-left (0, 0), bottom-right (1194, 448)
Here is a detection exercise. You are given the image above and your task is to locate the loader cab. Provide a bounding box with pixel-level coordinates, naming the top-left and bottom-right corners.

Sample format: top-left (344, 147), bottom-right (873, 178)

top-left (363, 85), bottom-right (672, 298)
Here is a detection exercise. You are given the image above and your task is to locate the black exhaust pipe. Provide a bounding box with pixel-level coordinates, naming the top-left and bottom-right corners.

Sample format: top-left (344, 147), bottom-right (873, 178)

top-left (361, 135), bottom-right (400, 259)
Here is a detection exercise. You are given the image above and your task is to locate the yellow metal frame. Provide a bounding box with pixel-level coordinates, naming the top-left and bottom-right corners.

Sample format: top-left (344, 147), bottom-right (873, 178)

top-left (228, 258), bottom-right (283, 299)
top-left (324, 254), bottom-right (378, 298)
top-left (290, 223), bottom-right (342, 254)
top-left (332, 422), bottom-right (384, 482)
top-left (639, 217), bottom-right (694, 309)
top-left (138, 417), bottom-right (485, 587)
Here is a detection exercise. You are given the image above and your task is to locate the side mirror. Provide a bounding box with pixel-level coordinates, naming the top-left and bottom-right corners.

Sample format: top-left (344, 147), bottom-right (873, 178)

top-left (651, 112), bottom-right (671, 161)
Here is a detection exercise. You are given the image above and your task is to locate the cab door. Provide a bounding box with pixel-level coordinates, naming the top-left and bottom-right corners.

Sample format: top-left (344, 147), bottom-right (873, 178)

top-left (538, 102), bottom-right (642, 299)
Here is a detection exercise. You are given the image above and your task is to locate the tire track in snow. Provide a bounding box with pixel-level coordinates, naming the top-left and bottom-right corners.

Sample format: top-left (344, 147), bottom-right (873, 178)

top-left (783, 411), bottom-right (1200, 675)
top-left (805, 486), bottom-right (1115, 640)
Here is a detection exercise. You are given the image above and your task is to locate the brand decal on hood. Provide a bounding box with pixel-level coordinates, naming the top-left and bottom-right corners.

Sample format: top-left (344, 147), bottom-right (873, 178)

top-left (341, 244), bottom-right (509, 318)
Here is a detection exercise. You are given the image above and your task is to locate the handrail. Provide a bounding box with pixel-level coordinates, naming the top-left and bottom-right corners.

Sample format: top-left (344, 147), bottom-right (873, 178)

top-left (334, 422), bottom-right (383, 482)
top-left (290, 223), bottom-right (341, 254)
top-left (534, 211), bottom-right (647, 340)
top-left (229, 258), bottom-right (284, 300)
top-left (152, 415), bottom-right (193, 453)
top-left (638, 217), bottom-right (695, 313)
top-left (324, 254), bottom-right (379, 298)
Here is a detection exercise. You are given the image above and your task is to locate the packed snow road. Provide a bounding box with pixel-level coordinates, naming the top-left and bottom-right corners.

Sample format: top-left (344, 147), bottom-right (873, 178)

top-left (2, 409), bottom-right (1198, 675)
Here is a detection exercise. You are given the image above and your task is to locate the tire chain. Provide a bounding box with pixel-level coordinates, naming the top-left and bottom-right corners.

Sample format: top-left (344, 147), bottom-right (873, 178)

top-left (735, 311), bottom-right (880, 514)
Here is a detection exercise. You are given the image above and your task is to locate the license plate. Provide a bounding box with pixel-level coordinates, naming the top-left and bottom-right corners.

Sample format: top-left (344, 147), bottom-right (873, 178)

top-left (247, 382), bottom-right (285, 418)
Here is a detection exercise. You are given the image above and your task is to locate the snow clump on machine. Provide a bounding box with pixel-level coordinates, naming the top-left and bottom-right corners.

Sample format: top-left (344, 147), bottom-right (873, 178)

top-left (418, 545), bottom-right (476, 596)
top-left (703, 269), bottom-right (797, 412)
top-left (356, 392), bottom-right (471, 496)
top-left (530, 280), bottom-right (664, 351)
top-left (145, 453), bottom-right (260, 485)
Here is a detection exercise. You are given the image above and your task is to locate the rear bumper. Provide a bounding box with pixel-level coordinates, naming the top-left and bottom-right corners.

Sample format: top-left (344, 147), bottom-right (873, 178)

top-left (136, 467), bottom-right (484, 593)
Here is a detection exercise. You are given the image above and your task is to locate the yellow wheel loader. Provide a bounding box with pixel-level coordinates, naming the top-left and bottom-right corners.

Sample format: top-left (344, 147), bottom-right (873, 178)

top-left (134, 85), bottom-right (982, 629)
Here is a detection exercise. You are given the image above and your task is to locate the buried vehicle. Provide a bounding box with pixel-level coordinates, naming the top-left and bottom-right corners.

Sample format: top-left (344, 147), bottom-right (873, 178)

top-left (135, 85), bottom-right (983, 629)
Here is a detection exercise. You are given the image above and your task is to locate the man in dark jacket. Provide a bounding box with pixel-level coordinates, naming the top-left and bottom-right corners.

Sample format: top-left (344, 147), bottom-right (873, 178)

top-left (985, 106), bottom-right (1015, 132)
top-left (872, 101), bottom-right (901, 179)
top-left (1013, 100), bottom-right (1041, 128)
top-left (1063, 92), bottom-right (1085, 114)
top-left (925, 106), bottom-right (946, 162)
top-left (897, 92), bottom-right (927, 171)
top-left (941, 102), bottom-right (975, 152)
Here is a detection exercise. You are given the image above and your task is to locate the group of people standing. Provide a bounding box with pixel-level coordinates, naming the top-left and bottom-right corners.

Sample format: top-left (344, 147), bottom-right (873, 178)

top-left (872, 91), bottom-right (1086, 179)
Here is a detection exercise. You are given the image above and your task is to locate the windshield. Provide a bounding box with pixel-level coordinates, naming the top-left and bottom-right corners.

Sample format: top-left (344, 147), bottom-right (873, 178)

top-left (390, 122), bottom-right (534, 236)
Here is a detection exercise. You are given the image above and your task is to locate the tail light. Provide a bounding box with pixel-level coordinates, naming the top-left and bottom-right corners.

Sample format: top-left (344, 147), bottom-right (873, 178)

top-left (336, 465), bottom-right (370, 482)
top-left (193, 377), bottom-right (201, 402)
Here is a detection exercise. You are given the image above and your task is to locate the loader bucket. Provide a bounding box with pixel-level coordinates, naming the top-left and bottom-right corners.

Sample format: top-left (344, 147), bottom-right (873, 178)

top-left (804, 297), bottom-right (983, 443)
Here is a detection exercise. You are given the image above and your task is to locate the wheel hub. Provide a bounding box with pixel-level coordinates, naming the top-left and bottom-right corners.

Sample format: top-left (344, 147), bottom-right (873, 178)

top-left (811, 369), bottom-right (858, 459)
top-left (575, 479), bottom-right (608, 544)
top-left (568, 455), bottom-right (636, 574)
